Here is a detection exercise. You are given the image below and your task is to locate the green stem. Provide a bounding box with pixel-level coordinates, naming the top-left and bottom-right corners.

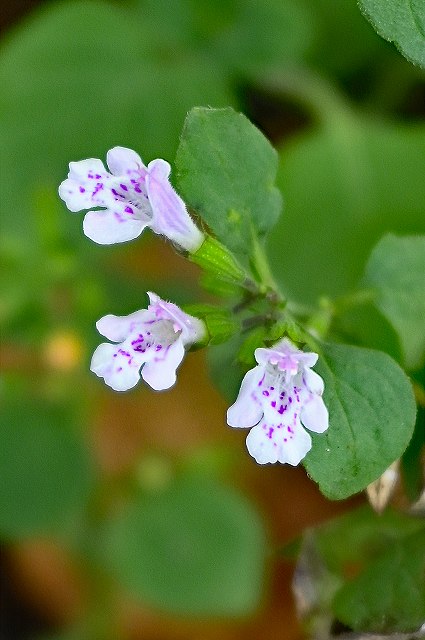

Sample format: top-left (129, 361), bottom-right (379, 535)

top-left (333, 289), bottom-right (376, 315)
top-left (250, 232), bottom-right (283, 298)
top-left (258, 67), bottom-right (354, 131)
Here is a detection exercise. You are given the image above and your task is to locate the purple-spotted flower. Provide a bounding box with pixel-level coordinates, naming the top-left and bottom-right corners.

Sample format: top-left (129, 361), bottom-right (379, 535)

top-left (227, 338), bottom-right (328, 465)
top-left (58, 146), bottom-right (204, 251)
top-left (91, 292), bottom-right (206, 392)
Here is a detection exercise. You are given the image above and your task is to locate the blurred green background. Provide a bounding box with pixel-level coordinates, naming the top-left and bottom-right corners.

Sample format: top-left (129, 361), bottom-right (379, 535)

top-left (1, 1), bottom-right (424, 638)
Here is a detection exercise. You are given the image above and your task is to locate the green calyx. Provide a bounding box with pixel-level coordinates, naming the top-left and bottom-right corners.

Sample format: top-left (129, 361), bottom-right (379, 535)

top-left (189, 235), bottom-right (253, 289)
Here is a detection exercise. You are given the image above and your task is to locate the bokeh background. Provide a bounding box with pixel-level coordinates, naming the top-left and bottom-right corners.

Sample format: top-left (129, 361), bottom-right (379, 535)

top-left (1, 1), bottom-right (424, 639)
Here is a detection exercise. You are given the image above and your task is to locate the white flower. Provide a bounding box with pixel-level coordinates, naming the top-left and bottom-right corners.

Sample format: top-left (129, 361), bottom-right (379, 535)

top-left (91, 292), bottom-right (206, 391)
top-left (227, 338), bottom-right (328, 465)
top-left (59, 146), bottom-right (204, 251)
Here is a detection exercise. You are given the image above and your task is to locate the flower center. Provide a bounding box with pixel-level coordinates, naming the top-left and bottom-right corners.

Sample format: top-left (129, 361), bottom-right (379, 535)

top-left (149, 319), bottom-right (180, 346)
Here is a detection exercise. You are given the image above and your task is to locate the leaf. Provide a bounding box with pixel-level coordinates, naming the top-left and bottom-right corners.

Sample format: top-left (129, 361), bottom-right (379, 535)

top-left (292, 508), bottom-right (425, 635)
top-left (268, 119), bottom-right (425, 305)
top-left (304, 343), bottom-right (416, 500)
top-left (176, 107), bottom-right (282, 262)
top-left (364, 234), bottom-right (425, 371)
top-left (0, 401), bottom-right (94, 539)
top-left (333, 528), bottom-right (425, 632)
top-left (98, 476), bottom-right (266, 616)
top-left (315, 505), bottom-right (425, 575)
top-left (358, 0), bottom-right (425, 68)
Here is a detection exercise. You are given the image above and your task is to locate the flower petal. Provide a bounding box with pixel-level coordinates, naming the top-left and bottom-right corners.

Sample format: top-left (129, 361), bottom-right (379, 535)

top-left (68, 158), bottom-right (108, 180)
top-left (146, 159), bottom-right (204, 252)
top-left (106, 146), bottom-right (144, 176)
top-left (141, 339), bottom-right (185, 390)
top-left (227, 366), bottom-right (264, 428)
top-left (83, 208), bottom-right (147, 244)
top-left (303, 368), bottom-right (324, 394)
top-left (96, 311), bottom-right (148, 342)
top-left (300, 395), bottom-right (329, 433)
top-left (246, 420), bottom-right (312, 466)
top-left (59, 158), bottom-right (112, 212)
top-left (90, 343), bottom-right (142, 391)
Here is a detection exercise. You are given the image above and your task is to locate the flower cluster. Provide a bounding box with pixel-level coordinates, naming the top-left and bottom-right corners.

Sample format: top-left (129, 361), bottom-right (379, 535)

top-left (60, 146), bottom-right (329, 467)
top-left (227, 339), bottom-right (328, 465)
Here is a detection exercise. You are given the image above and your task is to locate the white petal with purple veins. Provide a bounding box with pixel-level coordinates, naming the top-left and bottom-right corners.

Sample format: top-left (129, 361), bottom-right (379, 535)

top-left (227, 366), bottom-right (264, 428)
top-left (90, 343), bottom-right (143, 391)
top-left (83, 209), bottom-right (147, 245)
top-left (246, 420), bottom-right (312, 466)
top-left (141, 339), bottom-right (185, 390)
top-left (96, 311), bottom-right (148, 342)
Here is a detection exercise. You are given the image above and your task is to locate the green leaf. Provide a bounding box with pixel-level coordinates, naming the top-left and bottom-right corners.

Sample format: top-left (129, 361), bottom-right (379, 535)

top-left (0, 401), bottom-right (94, 539)
top-left (315, 505), bottom-right (425, 575)
top-left (333, 528), bottom-right (425, 632)
top-left (364, 234), bottom-right (425, 371)
top-left (358, 0), bottom-right (425, 68)
top-left (304, 343), bottom-right (416, 500)
top-left (98, 476), bottom-right (266, 616)
top-left (176, 107), bottom-right (282, 262)
top-left (268, 119), bottom-right (425, 304)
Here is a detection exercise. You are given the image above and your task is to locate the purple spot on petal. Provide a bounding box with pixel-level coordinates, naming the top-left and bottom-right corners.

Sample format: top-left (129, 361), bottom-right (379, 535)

top-left (271, 401), bottom-right (276, 408)
top-left (120, 183), bottom-right (128, 191)
top-left (262, 390), bottom-right (269, 397)
top-left (79, 186), bottom-right (86, 193)
top-left (124, 206), bottom-right (134, 214)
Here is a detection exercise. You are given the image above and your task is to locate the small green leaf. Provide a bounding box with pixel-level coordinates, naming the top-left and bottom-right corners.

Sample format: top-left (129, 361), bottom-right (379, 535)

top-left (0, 401), bottom-right (94, 539)
top-left (358, 0), bottom-right (425, 68)
top-left (304, 343), bottom-right (416, 500)
top-left (364, 234), bottom-right (425, 371)
top-left (176, 107), bottom-right (282, 262)
top-left (98, 476), bottom-right (266, 616)
top-left (333, 528), bottom-right (425, 632)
